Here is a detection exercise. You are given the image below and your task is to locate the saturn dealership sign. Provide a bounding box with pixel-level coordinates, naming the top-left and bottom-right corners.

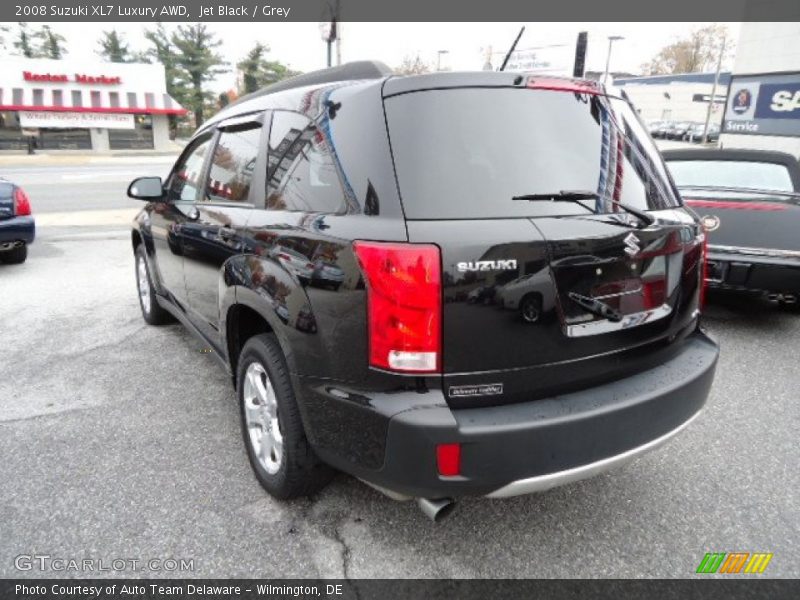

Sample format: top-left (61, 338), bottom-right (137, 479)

top-left (723, 72), bottom-right (800, 136)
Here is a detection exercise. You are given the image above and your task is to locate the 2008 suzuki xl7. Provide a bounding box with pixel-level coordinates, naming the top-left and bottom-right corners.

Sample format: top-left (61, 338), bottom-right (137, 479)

top-left (129, 62), bottom-right (718, 520)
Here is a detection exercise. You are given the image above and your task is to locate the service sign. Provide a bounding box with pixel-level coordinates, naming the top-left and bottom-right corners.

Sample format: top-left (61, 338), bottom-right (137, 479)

top-left (19, 111), bottom-right (134, 130)
top-left (723, 72), bottom-right (800, 136)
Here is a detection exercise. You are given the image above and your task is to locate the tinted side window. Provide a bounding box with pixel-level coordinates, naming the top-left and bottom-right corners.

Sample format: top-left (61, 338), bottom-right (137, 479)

top-left (167, 135), bottom-right (212, 202)
top-left (204, 125), bottom-right (261, 203)
top-left (267, 111), bottom-right (346, 214)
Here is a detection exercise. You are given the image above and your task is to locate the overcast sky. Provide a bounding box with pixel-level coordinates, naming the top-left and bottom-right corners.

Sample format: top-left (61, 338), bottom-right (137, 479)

top-left (10, 22), bottom-right (740, 92)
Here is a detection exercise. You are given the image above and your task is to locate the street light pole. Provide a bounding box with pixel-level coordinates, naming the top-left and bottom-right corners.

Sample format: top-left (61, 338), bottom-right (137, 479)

top-left (702, 33), bottom-right (726, 145)
top-left (436, 50), bottom-right (449, 71)
top-left (603, 35), bottom-right (624, 85)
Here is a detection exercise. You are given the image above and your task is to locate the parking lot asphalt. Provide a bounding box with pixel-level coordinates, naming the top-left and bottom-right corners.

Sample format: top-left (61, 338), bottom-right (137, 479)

top-left (0, 162), bottom-right (798, 578)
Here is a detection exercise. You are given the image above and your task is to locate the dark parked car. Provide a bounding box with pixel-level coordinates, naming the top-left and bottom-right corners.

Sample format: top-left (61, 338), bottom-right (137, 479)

top-left (652, 121), bottom-right (673, 138)
top-left (683, 122), bottom-right (720, 143)
top-left (667, 121), bottom-right (692, 140)
top-left (0, 178), bottom-right (34, 264)
top-left (129, 62), bottom-right (718, 520)
top-left (664, 148), bottom-right (800, 305)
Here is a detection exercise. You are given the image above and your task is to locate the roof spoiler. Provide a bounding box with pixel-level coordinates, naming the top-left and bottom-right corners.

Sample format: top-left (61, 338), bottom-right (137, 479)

top-left (236, 60), bottom-right (393, 103)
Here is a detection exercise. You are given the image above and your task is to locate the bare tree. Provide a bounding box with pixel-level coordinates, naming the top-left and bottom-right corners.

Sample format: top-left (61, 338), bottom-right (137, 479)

top-left (395, 54), bottom-right (431, 75)
top-left (641, 25), bottom-right (733, 75)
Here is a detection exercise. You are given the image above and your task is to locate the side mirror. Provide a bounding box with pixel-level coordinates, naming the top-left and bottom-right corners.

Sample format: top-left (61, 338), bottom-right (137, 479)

top-left (128, 176), bottom-right (165, 201)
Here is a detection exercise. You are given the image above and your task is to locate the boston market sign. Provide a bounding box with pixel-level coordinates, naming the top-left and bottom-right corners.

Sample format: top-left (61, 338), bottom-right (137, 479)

top-left (23, 71), bottom-right (122, 85)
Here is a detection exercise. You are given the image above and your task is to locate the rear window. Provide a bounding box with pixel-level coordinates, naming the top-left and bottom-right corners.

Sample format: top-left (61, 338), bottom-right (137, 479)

top-left (667, 160), bottom-right (794, 193)
top-left (385, 88), bottom-right (680, 219)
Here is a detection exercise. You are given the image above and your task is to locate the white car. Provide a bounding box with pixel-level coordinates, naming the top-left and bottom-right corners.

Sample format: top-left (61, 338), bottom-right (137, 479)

top-left (496, 269), bottom-right (556, 323)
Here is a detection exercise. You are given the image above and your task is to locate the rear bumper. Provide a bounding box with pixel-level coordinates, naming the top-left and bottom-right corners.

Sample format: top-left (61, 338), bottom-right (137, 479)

top-left (303, 331), bottom-right (718, 499)
top-left (707, 246), bottom-right (800, 294)
top-left (0, 216), bottom-right (35, 245)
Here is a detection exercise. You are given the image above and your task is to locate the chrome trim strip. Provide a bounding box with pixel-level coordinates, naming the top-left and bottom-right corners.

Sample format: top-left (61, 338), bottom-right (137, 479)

top-left (486, 409), bottom-right (703, 498)
top-left (565, 303), bottom-right (672, 337)
top-left (710, 244), bottom-right (800, 260)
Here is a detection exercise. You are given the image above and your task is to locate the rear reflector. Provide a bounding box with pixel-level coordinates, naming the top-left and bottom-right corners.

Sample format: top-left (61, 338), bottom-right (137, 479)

top-left (436, 443), bottom-right (461, 477)
top-left (353, 241), bottom-right (442, 373)
top-left (699, 232), bottom-right (708, 309)
top-left (526, 76), bottom-right (602, 95)
top-left (13, 187), bottom-right (31, 216)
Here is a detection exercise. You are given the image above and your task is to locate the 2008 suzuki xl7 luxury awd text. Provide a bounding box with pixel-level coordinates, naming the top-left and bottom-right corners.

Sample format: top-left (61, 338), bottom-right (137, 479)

top-left (129, 62), bottom-right (718, 521)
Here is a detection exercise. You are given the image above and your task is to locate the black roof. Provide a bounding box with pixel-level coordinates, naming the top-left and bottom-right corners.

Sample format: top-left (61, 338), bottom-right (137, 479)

top-left (200, 64), bottom-right (613, 133)
top-left (662, 148), bottom-right (800, 166)
top-left (662, 148), bottom-right (800, 191)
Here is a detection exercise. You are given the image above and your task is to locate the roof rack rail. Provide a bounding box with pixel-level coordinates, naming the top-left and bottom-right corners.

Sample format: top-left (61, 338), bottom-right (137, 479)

top-left (236, 60), bottom-right (393, 103)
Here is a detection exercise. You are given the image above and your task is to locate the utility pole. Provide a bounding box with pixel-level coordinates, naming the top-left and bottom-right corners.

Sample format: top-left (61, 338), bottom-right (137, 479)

top-left (702, 33), bottom-right (726, 145)
top-left (603, 35), bottom-right (624, 85)
top-left (436, 50), bottom-right (449, 71)
top-left (320, 0), bottom-right (340, 68)
top-left (335, 21), bottom-right (342, 66)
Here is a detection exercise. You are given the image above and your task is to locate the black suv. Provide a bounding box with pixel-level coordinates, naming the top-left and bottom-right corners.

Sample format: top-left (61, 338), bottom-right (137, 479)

top-left (129, 62), bottom-right (718, 520)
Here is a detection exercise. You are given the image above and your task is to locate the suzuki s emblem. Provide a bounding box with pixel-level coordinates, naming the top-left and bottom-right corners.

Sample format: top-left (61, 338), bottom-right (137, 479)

top-left (701, 215), bottom-right (721, 232)
top-left (623, 233), bottom-right (641, 257)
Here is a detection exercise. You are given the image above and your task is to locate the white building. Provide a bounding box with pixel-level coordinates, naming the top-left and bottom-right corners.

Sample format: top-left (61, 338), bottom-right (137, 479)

top-left (719, 22), bottom-right (800, 158)
top-left (613, 72), bottom-right (730, 125)
top-left (0, 57), bottom-right (186, 152)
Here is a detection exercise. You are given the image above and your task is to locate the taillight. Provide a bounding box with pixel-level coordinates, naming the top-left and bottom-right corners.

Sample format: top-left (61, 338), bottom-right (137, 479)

top-left (353, 241), bottom-right (441, 373)
top-left (14, 187), bottom-right (31, 216)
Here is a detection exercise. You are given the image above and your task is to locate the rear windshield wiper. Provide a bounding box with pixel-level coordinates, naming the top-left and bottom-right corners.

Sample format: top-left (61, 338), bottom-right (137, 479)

top-left (568, 292), bottom-right (623, 322)
top-left (512, 190), bottom-right (655, 227)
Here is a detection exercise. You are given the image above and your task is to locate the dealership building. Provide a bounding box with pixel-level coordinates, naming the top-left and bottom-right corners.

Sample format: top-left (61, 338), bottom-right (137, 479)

top-left (613, 72), bottom-right (731, 125)
top-left (0, 57), bottom-right (186, 152)
top-left (719, 22), bottom-right (800, 157)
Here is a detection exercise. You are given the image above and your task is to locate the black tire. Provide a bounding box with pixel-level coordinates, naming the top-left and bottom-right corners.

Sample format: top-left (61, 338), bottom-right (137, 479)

top-left (237, 333), bottom-right (334, 499)
top-left (1, 244), bottom-right (27, 264)
top-left (519, 294), bottom-right (543, 324)
top-left (134, 244), bottom-right (172, 325)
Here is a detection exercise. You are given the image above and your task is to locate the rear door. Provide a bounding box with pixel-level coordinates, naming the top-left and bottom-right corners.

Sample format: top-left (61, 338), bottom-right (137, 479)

top-left (0, 180), bottom-right (14, 221)
top-left (385, 83), bottom-right (704, 405)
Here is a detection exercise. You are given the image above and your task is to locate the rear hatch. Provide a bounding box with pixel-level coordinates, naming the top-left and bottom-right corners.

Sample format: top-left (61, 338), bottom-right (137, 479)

top-left (384, 77), bottom-right (704, 406)
top-left (0, 180), bottom-right (15, 220)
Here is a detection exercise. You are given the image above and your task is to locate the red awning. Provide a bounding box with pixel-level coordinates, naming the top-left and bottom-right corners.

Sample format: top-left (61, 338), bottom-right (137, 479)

top-left (0, 88), bottom-right (186, 116)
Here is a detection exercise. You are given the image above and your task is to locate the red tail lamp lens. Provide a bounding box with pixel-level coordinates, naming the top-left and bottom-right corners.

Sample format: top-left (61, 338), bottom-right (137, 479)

top-left (353, 241), bottom-right (441, 373)
top-left (436, 443), bottom-right (461, 477)
top-left (14, 187), bottom-right (31, 216)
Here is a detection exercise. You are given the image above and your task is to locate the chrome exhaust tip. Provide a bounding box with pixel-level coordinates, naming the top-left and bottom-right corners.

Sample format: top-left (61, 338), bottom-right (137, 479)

top-left (417, 498), bottom-right (456, 522)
